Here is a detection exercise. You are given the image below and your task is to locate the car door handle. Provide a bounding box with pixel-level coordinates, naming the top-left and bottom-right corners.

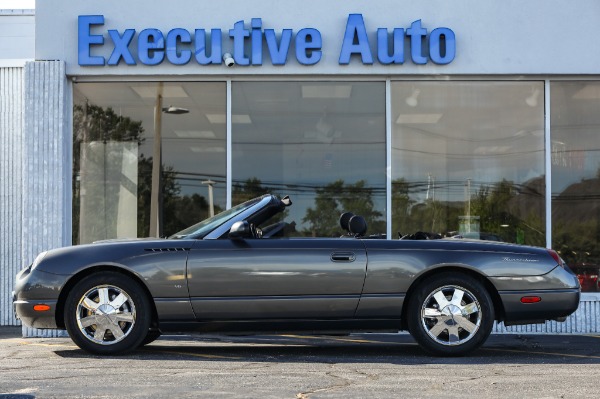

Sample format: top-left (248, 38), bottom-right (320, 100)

top-left (331, 252), bottom-right (356, 262)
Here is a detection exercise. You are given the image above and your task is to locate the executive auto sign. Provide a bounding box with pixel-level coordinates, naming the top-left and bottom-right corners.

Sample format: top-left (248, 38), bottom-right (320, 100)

top-left (78, 14), bottom-right (455, 67)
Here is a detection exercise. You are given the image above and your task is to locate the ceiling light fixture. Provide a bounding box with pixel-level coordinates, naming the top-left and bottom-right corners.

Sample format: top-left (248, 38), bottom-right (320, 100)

top-left (405, 88), bottom-right (421, 107)
top-left (525, 88), bottom-right (540, 107)
top-left (162, 106), bottom-right (190, 114)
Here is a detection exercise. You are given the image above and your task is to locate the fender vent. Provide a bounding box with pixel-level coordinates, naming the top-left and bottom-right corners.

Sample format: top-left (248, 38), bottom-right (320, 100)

top-left (144, 247), bottom-right (190, 252)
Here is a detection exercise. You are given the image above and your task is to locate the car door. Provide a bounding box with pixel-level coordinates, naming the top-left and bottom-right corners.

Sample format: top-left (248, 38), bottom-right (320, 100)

top-left (186, 238), bottom-right (367, 320)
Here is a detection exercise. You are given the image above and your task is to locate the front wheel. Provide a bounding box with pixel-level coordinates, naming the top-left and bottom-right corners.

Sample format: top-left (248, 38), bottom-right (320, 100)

top-left (407, 272), bottom-right (494, 356)
top-left (64, 272), bottom-right (152, 355)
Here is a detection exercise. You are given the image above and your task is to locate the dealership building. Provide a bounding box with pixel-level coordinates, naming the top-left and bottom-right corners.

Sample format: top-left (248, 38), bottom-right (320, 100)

top-left (2, 0), bottom-right (600, 335)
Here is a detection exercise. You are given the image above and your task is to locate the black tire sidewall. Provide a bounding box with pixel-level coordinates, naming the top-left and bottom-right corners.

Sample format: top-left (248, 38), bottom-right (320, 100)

top-left (141, 330), bottom-right (162, 346)
top-left (64, 272), bottom-right (151, 355)
top-left (407, 272), bottom-right (494, 357)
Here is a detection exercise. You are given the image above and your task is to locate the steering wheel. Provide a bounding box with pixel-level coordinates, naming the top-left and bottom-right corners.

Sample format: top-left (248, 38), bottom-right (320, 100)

top-left (250, 223), bottom-right (263, 239)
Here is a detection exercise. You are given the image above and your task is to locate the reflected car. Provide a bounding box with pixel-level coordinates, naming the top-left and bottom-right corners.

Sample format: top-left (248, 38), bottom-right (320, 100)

top-left (13, 194), bottom-right (581, 357)
top-left (571, 263), bottom-right (600, 292)
top-left (451, 232), bottom-right (504, 242)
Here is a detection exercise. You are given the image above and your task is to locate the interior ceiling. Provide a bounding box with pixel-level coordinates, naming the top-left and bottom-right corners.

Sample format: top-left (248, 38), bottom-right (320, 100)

top-left (73, 82), bottom-right (227, 142)
top-left (72, 80), bottom-right (600, 147)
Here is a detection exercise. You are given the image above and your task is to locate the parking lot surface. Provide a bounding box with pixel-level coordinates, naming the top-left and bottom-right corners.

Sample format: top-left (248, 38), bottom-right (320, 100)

top-left (1, 327), bottom-right (600, 398)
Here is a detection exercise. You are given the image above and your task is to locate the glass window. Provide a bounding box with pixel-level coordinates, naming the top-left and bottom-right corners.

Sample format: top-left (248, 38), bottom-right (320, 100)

top-left (73, 82), bottom-right (226, 244)
top-left (391, 82), bottom-right (545, 245)
top-left (551, 81), bottom-right (600, 292)
top-left (232, 82), bottom-right (386, 237)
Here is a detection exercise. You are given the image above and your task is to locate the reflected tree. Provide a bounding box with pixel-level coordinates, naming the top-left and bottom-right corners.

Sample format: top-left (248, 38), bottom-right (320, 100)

top-left (73, 102), bottom-right (214, 242)
top-left (470, 179), bottom-right (544, 246)
top-left (303, 179), bottom-right (385, 237)
top-left (553, 168), bottom-right (600, 277)
top-left (391, 177), bottom-right (545, 246)
top-left (232, 177), bottom-right (272, 205)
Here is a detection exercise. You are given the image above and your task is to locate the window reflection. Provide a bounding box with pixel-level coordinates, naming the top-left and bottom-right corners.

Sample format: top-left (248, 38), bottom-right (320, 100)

top-left (232, 82), bottom-right (387, 237)
top-left (72, 82), bottom-right (226, 244)
top-left (391, 82), bottom-right (545, 245)
top-left (551, 82), bottom-right (600, 292)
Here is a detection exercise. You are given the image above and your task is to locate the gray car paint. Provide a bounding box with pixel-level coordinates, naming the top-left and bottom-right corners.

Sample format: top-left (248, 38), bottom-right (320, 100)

top-left (13, 194), bottom-right (580, 333)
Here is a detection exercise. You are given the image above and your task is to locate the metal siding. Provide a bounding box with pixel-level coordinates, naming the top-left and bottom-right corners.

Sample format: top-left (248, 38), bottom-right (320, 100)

top-left (0, 67), bottom-right (23, 326)
top-left (20, 61), bottom-right (71, 338)
top-left (494, 297), bottom-right (600, 334)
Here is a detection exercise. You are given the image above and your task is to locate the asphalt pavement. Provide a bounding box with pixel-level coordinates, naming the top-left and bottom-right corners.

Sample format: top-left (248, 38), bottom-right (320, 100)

top-left (1, 327), bottom-right (600, 398)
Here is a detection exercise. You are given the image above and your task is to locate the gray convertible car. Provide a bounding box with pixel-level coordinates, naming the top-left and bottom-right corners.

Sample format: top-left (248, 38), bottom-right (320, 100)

top-left (14, 194), bottom-right (580, 356)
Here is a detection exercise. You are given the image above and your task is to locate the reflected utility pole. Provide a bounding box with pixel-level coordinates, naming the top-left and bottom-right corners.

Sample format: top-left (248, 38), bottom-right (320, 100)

top-left (202, 180), bottom-right (216, 217)
top-left (149, 83), bottom-right (163, 237)
top-left (465, 178), bottom-right (472, 233)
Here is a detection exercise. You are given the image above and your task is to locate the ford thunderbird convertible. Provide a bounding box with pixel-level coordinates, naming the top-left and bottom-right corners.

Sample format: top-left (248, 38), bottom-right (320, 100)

top-left (13, 194), bottom-right (580, 356)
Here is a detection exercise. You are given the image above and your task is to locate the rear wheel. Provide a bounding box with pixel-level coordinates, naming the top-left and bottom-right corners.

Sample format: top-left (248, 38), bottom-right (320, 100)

top-left (407, 272), bottom-right (494, 356)
top-left (64, 272), bottom-right (151, 355)
top-left (141, 329), bottom-right (162, 346)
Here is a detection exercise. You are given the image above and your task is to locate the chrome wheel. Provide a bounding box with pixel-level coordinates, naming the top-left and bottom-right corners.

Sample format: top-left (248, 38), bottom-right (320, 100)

top-left (76, 285), bottom-right (136, 345)
top-left (420, 284), bottom-right (482, 346)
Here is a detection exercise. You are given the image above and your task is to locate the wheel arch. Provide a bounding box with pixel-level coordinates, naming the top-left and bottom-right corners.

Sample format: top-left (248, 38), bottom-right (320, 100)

top-left (55, 265), bottom-right (159, 330)
top-left (400, 265), bottom-right (505, 331)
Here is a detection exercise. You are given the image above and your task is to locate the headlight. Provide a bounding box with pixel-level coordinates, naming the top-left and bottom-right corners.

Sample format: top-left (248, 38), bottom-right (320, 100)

top-left (30, 251), bottom-right (48, 271)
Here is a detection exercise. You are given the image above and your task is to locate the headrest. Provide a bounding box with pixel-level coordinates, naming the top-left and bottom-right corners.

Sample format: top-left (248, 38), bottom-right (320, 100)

top-left (348, 215), bottom-right (368, 237)
top-left (339, 212), bottom-right (354, 232)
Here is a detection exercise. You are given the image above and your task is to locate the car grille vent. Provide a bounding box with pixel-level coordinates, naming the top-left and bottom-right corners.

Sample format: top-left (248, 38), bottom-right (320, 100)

top-left (144, 247), bottom-right (190, 252)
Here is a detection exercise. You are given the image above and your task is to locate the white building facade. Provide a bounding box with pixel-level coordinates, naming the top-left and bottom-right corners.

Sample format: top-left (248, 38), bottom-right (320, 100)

top-left (3, 1), bottom-right (600, 334)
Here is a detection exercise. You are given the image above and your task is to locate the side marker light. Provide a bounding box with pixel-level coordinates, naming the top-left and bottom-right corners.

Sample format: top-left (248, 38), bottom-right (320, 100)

top-left (520, 296), bottom-right (542, 304)
top-left (33, 304), bottom-right (51, 312)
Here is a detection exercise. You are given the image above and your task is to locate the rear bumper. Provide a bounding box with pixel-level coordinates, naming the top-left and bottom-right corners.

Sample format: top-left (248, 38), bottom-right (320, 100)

top-left (498, 288), bottom-right (580, 325)
top-left (492, 265), bottom-right (581, 325)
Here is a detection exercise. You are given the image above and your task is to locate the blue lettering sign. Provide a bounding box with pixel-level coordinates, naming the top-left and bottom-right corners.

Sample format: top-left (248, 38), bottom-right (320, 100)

top-left (78, 15), bottom-right (105, 66)
top-left (429, 27), bottom-right (456, 65)
top-left (107, 29), bottom-right (136, 65)
top-left (265, 29), bottom-right (292, 65)
top-left (296, 28), bottom-right (322, 65)
top-left (195, 29), bottom-right (222, 65)
top-left (166, 28), bottom-right (192, 65)
top-left (229, 20), bottom-right (250, 66)
top-left (377, 28), bottom-right (404, 65)
top-left (138, 29), bottom-right (165, 65)
top-left (251, 18), bottom-right (263, 65)
top-left (406, 20), bottom-right (427, 64)
top-left (339, 14), bottom-right (373, 64)
top-left (76, 14), bottom-right (456, 67)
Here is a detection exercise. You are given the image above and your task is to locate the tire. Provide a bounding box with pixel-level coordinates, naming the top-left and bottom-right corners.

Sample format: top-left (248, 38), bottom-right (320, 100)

top-left (64, 271), bottom-right (152, 355)
top-left (407, 272), bottom-right (494, 357)
top-left (141, 329), bottom-right (162, 346)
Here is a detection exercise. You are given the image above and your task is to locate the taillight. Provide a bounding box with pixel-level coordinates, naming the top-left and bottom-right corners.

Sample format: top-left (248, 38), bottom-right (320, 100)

top-left (547, 249), bottom-right (565, 268)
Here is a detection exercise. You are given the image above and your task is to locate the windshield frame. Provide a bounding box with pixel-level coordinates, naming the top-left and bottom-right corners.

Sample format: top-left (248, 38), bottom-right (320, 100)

top-left (169, 196), bottom-right (267, 239)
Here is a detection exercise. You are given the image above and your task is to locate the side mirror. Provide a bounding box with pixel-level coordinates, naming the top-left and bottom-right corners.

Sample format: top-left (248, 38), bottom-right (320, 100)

top-left (229, 221), bottom-right (251, 239)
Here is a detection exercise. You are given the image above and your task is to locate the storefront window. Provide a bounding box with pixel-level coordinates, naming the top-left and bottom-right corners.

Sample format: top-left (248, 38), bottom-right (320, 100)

top-left (232, 82), bottom-right (387, 237)
top-left (73, 82), bottom-right (226, 244)
top-left (391, 81), bottom-right (545, 245)
top-left (551, 82), bottom-right (600, 292)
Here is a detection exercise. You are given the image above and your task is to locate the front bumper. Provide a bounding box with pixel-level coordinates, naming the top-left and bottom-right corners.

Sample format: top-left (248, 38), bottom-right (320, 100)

top-left (13, 297), bottom-right (60, 329)
top-left (13, 266), bottom-right (65, 329)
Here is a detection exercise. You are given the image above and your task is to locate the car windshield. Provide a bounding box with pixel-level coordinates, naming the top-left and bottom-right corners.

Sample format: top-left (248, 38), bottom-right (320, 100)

top-left (169, 197), bottom-right (263, 239)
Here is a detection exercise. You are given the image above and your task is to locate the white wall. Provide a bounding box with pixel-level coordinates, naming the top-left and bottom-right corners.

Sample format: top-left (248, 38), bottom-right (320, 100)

top-left (0, 10), bottom-right (34, 64)
top-left (36, 0), bottom-right (600, 76)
